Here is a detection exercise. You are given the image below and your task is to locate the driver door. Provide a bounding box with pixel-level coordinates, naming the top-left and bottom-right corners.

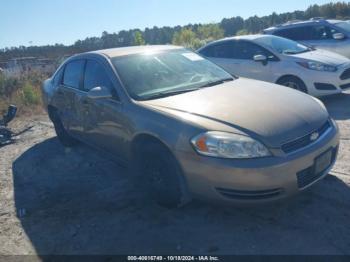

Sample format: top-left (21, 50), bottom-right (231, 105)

top-left (298, 25), bottom-right (346, 54)
top-left (230, 40), bottom-right (276, 82)
top-left (80, 59), bottom-right (129, 161)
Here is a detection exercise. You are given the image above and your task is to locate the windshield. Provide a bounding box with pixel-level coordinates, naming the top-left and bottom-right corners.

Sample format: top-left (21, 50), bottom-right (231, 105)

top-left (335, 21), bottom-right (350, 33)
top-left (256, 36), bottom-right (311, 55)
top-left (112, 49), bottom-right (234, 100)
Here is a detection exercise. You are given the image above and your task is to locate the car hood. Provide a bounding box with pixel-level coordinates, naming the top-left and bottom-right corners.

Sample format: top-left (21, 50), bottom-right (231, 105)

top-left (141, 78), bottom-right (329, 148)
top-left (287, 49), bottom-right (350, 66)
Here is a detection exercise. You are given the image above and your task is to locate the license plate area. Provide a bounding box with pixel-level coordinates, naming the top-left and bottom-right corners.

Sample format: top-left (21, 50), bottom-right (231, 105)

top-left (297, 147), bottom-right (337, 189)
top-left (314, 148), bottom-right (333, 174)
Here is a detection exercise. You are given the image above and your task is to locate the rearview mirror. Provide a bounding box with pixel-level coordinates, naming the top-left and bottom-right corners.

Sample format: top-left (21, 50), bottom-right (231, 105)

top-left (87, 86), bottom-right (113, 99)
top-left (333, 33), bottom-right (345, 40)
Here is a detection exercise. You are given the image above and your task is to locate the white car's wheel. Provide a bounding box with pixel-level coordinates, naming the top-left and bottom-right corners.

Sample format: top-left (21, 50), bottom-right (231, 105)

top-left (277, 76), bottom-right (308, 93)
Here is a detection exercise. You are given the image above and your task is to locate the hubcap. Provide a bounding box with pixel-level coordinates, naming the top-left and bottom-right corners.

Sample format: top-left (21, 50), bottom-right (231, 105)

top-left (284, 81), bottom-right (300, 90)
top-left (145, 162), bottom-right (165, 191)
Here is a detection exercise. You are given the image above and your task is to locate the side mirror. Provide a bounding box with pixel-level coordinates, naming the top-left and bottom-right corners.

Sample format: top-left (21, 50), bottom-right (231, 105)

top-left (333, 33), bottom-right (345, 40)
top-left (87, 86), bottom-right (113, 99)
top-left (253, 54), bottom-right (267, 62)
top-left (253, 54), bottom-right (268, 65)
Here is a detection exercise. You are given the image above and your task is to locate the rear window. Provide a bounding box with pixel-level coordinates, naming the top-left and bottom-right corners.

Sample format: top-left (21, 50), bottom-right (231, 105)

top-left (63, 60), bottom-right (85, 89)
top-left (200, 42), bottom-right (235, 58)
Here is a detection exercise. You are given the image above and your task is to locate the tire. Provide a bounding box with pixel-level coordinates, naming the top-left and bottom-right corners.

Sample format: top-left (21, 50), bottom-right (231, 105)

top-left (133, 142), bottom-right (189, 208)
top-left (277, 76), bottom-right (308, 93)
top-left (50, 110), bottom-right (79, 147)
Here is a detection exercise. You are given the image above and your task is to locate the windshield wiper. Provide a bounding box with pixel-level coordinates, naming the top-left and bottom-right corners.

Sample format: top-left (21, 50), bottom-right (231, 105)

top-left (142, 88), bottom-right (200, 100)
top-left (283, 48), bottom-right (312, 55)
top-left (199, 78), bottom-right (234, 88)
top-left (141, 78), bottom-right (234, 100)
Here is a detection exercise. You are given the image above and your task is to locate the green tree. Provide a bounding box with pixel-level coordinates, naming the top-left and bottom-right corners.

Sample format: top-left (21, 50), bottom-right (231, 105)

top-left (1, 1), bottom-right (350, 61)
top-left (172, 28), bottom-right (202, 49)
top-left (236, 29), bottom-right (249, 36)
top-left (197, 24), bottom-right (224, 42)
top-left (220, 17), bottom-right (244, 36)
top-left (134, 31), bottom-right (145, 45)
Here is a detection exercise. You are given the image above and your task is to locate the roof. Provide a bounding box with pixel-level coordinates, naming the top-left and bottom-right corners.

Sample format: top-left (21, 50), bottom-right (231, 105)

top-left (89, 45), bottom-right (183, 58)
top-left (206, 34), bottom-right (266, 45)
top-left (264, 19), bottom-right (335, 32)
top-left (327, 19), bottom-right (344, 24)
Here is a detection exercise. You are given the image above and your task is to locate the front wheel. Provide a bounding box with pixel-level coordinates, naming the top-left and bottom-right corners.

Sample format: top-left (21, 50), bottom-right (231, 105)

top-left (133, 143), bottom-right (189, 208)
top-left (277, 76), bottom-right (308, 93)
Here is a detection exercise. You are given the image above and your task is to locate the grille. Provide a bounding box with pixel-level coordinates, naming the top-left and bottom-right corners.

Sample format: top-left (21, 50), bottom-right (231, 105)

top-left (340, 68), bottom-right (350, 80)
top-left (340, 83), bottom-right (350, 90)
top-left (216, 187), bottom-right (283, 200)
top-left (281, 121), bottom-right (331, 154)
top-left (314, 83), bottom-right (337, 90)
top-left (296, 146), bottom-right (338, 189)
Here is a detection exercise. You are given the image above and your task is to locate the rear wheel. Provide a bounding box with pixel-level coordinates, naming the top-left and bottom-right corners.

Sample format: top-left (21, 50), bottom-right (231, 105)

top-left (133, 142), bottom-right (189, 208)
top-left (277, 76), bottom-right (308, 93)
top-left (50, 109), bottom-right (79, 147)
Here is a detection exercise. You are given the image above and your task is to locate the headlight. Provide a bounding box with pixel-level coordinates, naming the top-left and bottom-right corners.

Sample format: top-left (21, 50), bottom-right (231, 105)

top-left (191, 131), bottom-right (271, 159)
top-left (297, 61), bottom-right (337, 72)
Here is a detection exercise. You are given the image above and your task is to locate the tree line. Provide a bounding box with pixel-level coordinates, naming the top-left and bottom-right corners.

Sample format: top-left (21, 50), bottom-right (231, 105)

top-left (1, 1), bottom-right (350, 62)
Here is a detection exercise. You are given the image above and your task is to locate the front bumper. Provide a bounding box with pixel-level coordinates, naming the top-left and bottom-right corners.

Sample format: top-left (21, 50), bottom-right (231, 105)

top-left (176, 120), bottom-right (340, 204)
top-left (303, 66), bottom-right (350, 97)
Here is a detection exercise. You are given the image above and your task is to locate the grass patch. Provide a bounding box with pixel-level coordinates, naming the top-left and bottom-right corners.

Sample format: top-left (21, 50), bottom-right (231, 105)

top-left (0, 72), bottom-right (48, 116)
top-left (22, 83), bottom-right (41, 105)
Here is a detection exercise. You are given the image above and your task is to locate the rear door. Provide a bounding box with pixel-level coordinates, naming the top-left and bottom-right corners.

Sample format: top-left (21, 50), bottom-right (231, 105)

top-left (200, 41), bottom-right (240, 75)
top-left (60, 59), bottom-right (85, 137)
top-left (80, 59), bottom-right (128, 161)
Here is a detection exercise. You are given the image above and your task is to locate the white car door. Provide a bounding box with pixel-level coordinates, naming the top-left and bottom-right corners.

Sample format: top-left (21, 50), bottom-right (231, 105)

top-left (201, 40), bottom-right (241, 77)
top-left (230, 40), bottom-right (276, 82)
top-left (202, 40), bottom-right (276, 82)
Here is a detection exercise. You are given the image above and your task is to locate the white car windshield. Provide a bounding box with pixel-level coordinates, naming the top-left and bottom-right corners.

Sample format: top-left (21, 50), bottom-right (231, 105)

top-left (112, 49), bottom-right (234, 100)
top-left (335, 21), bottom-right (350, 33)
top-left (256, 36), bottom-right (311, 55)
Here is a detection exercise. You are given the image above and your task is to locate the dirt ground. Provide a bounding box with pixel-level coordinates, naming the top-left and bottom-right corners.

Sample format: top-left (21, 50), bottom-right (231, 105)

top-left (0, 93), bottom-right (349, 256)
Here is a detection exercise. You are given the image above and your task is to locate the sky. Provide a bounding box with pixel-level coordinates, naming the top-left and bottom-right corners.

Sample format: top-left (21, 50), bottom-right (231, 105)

top-left (0, 0), bottom-right (341, 48)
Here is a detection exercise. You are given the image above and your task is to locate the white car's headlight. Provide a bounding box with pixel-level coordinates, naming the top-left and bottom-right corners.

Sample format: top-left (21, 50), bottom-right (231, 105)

top-left (191, 131), bottom-right (271, 159)
top-left (297, 61), bottom-right (337, 72)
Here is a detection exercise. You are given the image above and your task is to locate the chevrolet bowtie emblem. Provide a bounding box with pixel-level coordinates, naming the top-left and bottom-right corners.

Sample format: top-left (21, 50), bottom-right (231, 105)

top-left (310, 132), bottom-right (319, 141)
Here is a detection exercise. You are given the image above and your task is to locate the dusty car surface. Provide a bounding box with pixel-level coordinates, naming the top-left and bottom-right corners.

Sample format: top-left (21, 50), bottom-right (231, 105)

top-left (42, 45), bottom-right (339, 207)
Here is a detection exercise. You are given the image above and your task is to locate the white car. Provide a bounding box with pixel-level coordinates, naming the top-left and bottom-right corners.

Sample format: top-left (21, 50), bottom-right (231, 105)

top-left (198, 35), bottom-right (350, 96)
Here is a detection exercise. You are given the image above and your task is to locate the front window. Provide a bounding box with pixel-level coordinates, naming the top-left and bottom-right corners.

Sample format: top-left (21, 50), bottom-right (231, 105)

top-left (255, 36), bottom-right (311, 55)
top-left (112, 49), bottom-right (234, 100)
top-left (335, 21), bottom-right (350, 33)
top-left (84, 60), bottom-right (113, 91)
